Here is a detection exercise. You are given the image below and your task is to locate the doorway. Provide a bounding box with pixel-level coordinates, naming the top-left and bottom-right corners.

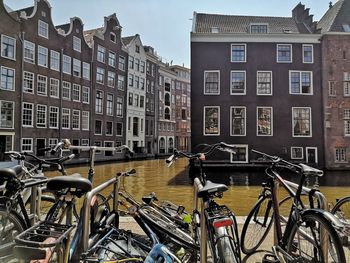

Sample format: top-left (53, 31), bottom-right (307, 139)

top-left (306, 147), bottom-right (318, 164)
top-left (36, 138), bottom-right (46, 157)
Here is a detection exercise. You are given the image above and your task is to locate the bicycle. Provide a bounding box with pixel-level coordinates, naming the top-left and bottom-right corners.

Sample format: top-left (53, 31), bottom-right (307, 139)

top-left (167, 142), bottom-right (241, 263)
top-left (240, 149), bottom-right (346, 262)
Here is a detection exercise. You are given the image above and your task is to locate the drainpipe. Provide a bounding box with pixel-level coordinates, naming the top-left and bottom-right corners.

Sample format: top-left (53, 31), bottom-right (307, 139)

top-left (59, 48), bottom-right (64, 140)
top-left (89, 43), bottom-right (94, 146)
top-left (18, 32), bottom-right (25, 151)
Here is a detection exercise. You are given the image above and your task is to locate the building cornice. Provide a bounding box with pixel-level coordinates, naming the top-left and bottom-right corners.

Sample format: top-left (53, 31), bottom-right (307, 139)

top-left (191, 32), bottom-right (322, 43)
top-left (322, 32), bottom-right (350, 36)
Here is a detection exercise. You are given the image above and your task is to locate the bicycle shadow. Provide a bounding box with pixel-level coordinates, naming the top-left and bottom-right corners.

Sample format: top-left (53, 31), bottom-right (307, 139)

top-left (242, 250), bottom-right (272, 263)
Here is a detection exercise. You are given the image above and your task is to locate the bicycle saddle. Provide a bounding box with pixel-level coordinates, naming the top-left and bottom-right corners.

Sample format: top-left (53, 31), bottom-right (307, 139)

top-left (299, 163), bottom-right (323, 177)
top-left (197, 180), bottom-right (228, 198)
top-left (0, 165), bottom-right (23, 181)
top-left (47, 175), bottom-right (92, 196)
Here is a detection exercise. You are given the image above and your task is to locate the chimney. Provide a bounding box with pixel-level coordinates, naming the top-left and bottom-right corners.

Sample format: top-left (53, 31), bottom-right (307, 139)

top-left (329, 2), bottom-right (333, 8)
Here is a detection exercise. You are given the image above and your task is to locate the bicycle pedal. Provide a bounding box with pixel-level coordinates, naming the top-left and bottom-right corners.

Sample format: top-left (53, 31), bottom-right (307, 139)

top-left (262, 254), bottom-right (280, 263)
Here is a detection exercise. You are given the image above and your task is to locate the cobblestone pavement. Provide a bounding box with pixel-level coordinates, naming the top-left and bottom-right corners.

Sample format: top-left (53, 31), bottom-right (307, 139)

top-left (119, 216), bottom-right (274, 263)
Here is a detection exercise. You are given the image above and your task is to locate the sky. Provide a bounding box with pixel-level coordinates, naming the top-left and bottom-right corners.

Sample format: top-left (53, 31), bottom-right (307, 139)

top-left (5, 0), bottom-right (333, 68)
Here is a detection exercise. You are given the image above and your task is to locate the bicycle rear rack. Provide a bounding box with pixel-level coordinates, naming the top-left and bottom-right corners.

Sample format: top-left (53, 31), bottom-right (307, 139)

top-left (14, 221), bottom-right (74, 260)
top-left (205, 204), bottom-right (233, 223)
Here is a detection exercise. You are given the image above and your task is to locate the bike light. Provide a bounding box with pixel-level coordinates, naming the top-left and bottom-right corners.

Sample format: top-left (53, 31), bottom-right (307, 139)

top-left (213, 218), bottom-right (233, 228)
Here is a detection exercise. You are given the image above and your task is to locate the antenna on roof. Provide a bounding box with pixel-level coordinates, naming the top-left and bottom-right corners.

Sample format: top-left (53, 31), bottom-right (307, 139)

top-left (329, 1), bottom-right (333, 8)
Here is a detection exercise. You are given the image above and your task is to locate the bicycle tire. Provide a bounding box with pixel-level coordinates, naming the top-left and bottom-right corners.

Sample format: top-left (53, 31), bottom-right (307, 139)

top-left (0, 208), bottom-right (26, 262)
top-left (214, 226), bottom-right (239, 263)
top-left (286, 212), bottom-right (346, 263)
top-left (138, 206), bottom-right (198, 250)
top-left (240, 195), bottom-right (274, 255)
top-left (331, 196), bottom-right (350, 223)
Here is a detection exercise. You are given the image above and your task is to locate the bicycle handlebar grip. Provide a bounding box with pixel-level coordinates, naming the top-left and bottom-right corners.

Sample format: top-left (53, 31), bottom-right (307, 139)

top-left (58, 154), bottom-right (75, 163)
top-left (220, 142), bottom-right (236, 154)
top-left (50, 142), bottom-right (64, 154)
top-left (166, 154), bottom-right (175, 164)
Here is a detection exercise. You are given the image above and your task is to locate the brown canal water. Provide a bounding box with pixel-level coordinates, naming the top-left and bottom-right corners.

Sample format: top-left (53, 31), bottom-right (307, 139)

top-left (46, 158), bottom-right (350, 216)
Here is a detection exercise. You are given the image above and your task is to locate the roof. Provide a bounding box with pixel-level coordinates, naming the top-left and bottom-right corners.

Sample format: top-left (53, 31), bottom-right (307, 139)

top-left (83, 28), bottom-right (103, 42)
top-left (193, 13), bottom-right (304, 34)
top-left (56, 23), bottom-right (70, 34)
top-left (10, 6), bottom-right (34, 16)
top-left (317, 0), bottom-right (350, 33)
top-left (122, 36), bottom-right (135, 46)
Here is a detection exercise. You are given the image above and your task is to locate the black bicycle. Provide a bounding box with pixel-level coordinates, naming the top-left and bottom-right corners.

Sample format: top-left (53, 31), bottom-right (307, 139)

top-left (240, 149), bottom-right (346, 262)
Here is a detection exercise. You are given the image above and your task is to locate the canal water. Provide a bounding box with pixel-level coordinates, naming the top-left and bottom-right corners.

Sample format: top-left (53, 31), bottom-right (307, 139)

top-left (46, 158), bottom-right (350, 216)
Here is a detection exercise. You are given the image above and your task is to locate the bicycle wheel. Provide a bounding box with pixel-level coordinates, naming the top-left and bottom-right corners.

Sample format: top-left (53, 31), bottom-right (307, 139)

top-left (331, 196), bottom-right (350, 261)
top-left (240, 195), bottom-right (273, 254)
top-left (138, 206), bottom-right (198, 250)
top-left (0, 208), bottom-right (26, 262)
top-left (286, 212), bottom-right (345, 262)
top-left (214, 226), bottom-right (239, 263)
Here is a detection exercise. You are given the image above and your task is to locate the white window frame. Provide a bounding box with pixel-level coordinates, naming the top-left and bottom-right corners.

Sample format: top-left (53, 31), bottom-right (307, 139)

top-left (256, 106), bottom-right (273, 136)
top-left (1, 35), bottom-right (16, 60)
top-left (72, 109), bottom-right (80, 130)
top-left (107, 71), bottom-right (115, 88)
top-left (82, 86), bottom-right (90, 104)
top-left (230, 144), bottom-right (249, 163)
top-left (0, 100), bottom-right (14, 129)
top-left (230, 70), bottom-right (246, 95)
top-left (62, 81), bottom-right (71, 100)
top-left (302, 44), bottom-right (313, 64)
top-left (306, 147), bottom-right (318, 164)
top-left (49, 106), bottom-right (59, 129)
top-left (231, 44), bottom-right (246, 63)
top-left (82, 62), bottom-right (90, 80)
top-left (73, 36), bottom-right (81, 52)
top-left (22, 102), bottom-right (34, 127)
top-left (292, 107), bottom-right (312, 137)
top-left (105, 121), bottom-right (113, 136)
top-left (289, 71), bottom-right (313, 95)
top-left (328, 81), bottom-right (336, 97)
top-left (96, 67), bottom-right (104, 84)
top-left (203, 106), bottom-right (220, 136)
top-left (277, 44), bottom-right (292, 63)
top-left (97, 45), bottom-right (105, 63)
top-left (95, 119), bottom-right (103, 135)
top-left (36, 104), bottom-right (47, 128)
top-left (106, 93), bottom-right (114, 116)
top-left (335, 147), bottom-right (347, 163)
top-left (72, 84), bottom-right (81, 102)
top-left (230, 106), bottom-right (246, 136)
top-left (291, 147), bottom-right (303, 159)
top-left (256, 71), bottom-right (273, 95)
top-left (23, 71), bottom-right (34, 93)
top-left (49, 78), bottom-right (59, 98)
top-left (203, 70), bottom-right (220, 95)
top-left (50, 50), bottom-right (60, 71)
top-left (37, 46), bottom-right (48, 68)
top-left (62, 108), bottom-right (70, 129)
top-left (37, 74), bottom-right (47, 96)
top-left (119, 55), bottom-right (125, 71)
top-left (63, 55), bottom-right (71, 75)
top-left (21, 138), bottom-right (33, 152)
top-left (95, 90), bottom-right (104, 114)
top-left (38, 20), bottom-right (49, 39)
top-left (24, 40), bottom-right (35, 63)
top-left (73, 58), bottom-right (81, 77)
top-left (1, 66), bottom-right (15, 91)
top-left (108, 51), bottom-right (116, 67)
top-left (82, 111), bottom-right (90, 131)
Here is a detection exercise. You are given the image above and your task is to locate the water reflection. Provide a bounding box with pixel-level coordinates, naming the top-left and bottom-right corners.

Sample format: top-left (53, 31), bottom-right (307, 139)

top-left (45, 158), bottom-right (350, 216)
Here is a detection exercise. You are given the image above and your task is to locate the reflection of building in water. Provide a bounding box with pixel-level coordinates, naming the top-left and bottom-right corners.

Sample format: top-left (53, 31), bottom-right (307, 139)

top-left (229, 173), bottom-right (250, 186)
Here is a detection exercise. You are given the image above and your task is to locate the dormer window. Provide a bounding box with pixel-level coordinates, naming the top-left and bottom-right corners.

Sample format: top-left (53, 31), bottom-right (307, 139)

top-left (110, 32), bottom-right (116, 43)
top-left (250, 24), bottom-right (268, 34)
top-left (342, 24), bottom-right (350, 32)
top-left (211, 27), bottom-right (219, 33)
top-left (136, 45), bottom-right (140, 53)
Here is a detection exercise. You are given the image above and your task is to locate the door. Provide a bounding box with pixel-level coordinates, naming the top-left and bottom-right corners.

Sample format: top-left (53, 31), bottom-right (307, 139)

top-left (36, 138), bottom-right (46, 157)
top-left (306, 147), bottom-right (317, 164)
top-left (0, 134), bottom-right (13, 161)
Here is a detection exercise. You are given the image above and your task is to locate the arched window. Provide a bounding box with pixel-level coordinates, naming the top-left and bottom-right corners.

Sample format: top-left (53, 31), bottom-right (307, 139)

top-left (168, 138), bottom-right (174, 153)
top-left (159, 137), bottom-right (165, 154)
top-left (165, 93), bottom-right (170, 106)
top-left (164, 107), bottom-right (170, 120)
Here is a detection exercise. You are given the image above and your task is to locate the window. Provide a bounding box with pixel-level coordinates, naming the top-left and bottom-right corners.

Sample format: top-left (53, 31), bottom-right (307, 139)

top-left (165, 107), bottom-right (170, 120)
top-left (106, 93), bottom-right (113, 116)
top-left (328, 81), bottom-right (336, 97)
top-left (49, 138), bottom-right (58, 148)
top-left (49, 106), bottom-right (59, 128)
top-left (335, 148), bottom-right (346, 162)
top-left (118, 75), bottom-right (125, 90)
top-left (72, 84), bottom-right (81, 102)
top-left (135, 76), bottom-right (139, 89)
top-left (344, 109), bottom-right (350, 136)
top-left (277, 44), bottom-right (292, 63)
top-left (290, 71), bottom-right (312, 95)
top-left (291, 147), bottom-right (303, 159)
top-left (140, 96), bottom-right (144, 108)
top-left (292, 107), bottom-right (311, 137)
top-left (107, 71), bottom-right (115, 87)
top-left (128, 74), bottom-right (134, 87)
top-left (50, 50), bottom-right (60, 71)
top-left (140, 78), bottom-right (145, 90)
top-left (82, 86), bottom-right (90, 104)
top-left (204, 71), bottom-right (220, 95)
top-left (23, 71), bottom-right (34, 93)
top-left (97, 45), bottom-right (105, 63)
top-left (250, 24), bottom-right (268, 33)
top-left (96, 67), bottom-right (104, 84)
top-left (37, 75), bottom-right (47, 95)
top-left (62, 108), bottom-right (70, 129)
top-left (82, 62), bottom-right (90, 80)
top-left (37, 46), bottom-right (48, 67)
top-left (257, 107), bottom-right (272, 136)
top-left (116, 122), bottom-right (123, 136)
top-left (1, 35), bottom-right (16, 60)
top-left (62, 81), bottom-right (71, 100)
top-left (119, 56), bottom-right (125, 70)
top-left (128, 93), bottom-right (133, 106)
top-left (204, 106), bottom-right (220, 135)
top-left (95, 90), bottom-right (103, 114)
top-left (134, 94), bottom-right (139, 107)
top-left (1, 67), bottom-right (15, 91)
top-left (110, 32), bottom-right (116, 43)
top-left (344, 72), bottom-right (350, 97)
top-left (36, 104), bottom-right (47, 128)
top-left (257, 71), bottom-right (272, 95)
top-left (72, 110), bottom-right (80, 130)
top-left (73, 59), bottom-right (81, 77)
top-left (21, 138), bottom-right (33, 152)
top-left (303, 44), bottom-right (313, 63)
top-left (230, 107), bottom-right (246, 136)
top-left (133, 117), bottom-right (139, 136)
top-left (106, 121), bottom-right (113, 136)
top-left (231, 71), bottom-right (246, 95)
top-left (129, 56), bottom-right (134, 69)
top-left (104, 141), bottom-right (114, 156)
top-left (141, 61), bottom-right (145, 73)
top-left (231, 44), bottom-right (246, 62)
top-left (116, 97), bottom-right (123, 117)
top-left (0, 101), bottom-right (14, 128)
top-left (38, 20), bottom-right (48, 38)
top-left (135, 45), bottom-right (140, 53)
top-left (24, 41), bottom-right (35, 63)
top-left (82, 111), bottom-right (89, 130)
top-left (63, 55), bottom-right (71, 74)
top-left (48, 78), bottom-right (59, 98)
top-left (231, 145), bottom-right (248, 163)
top-left (95, 120), bottom-right (102, 135)
top-left (22, 102), bottom-right (33, 127)
top-left (73, 36), bottom-right (81, 52)
top-left (135, 58), bottom-right (140, 71)
top-left (108, 52), bottom-right (116, 67)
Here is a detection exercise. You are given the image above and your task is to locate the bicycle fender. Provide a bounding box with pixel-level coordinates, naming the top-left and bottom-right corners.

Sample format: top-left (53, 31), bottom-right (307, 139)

top-left (300, 208), bottom-right (344, 229)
